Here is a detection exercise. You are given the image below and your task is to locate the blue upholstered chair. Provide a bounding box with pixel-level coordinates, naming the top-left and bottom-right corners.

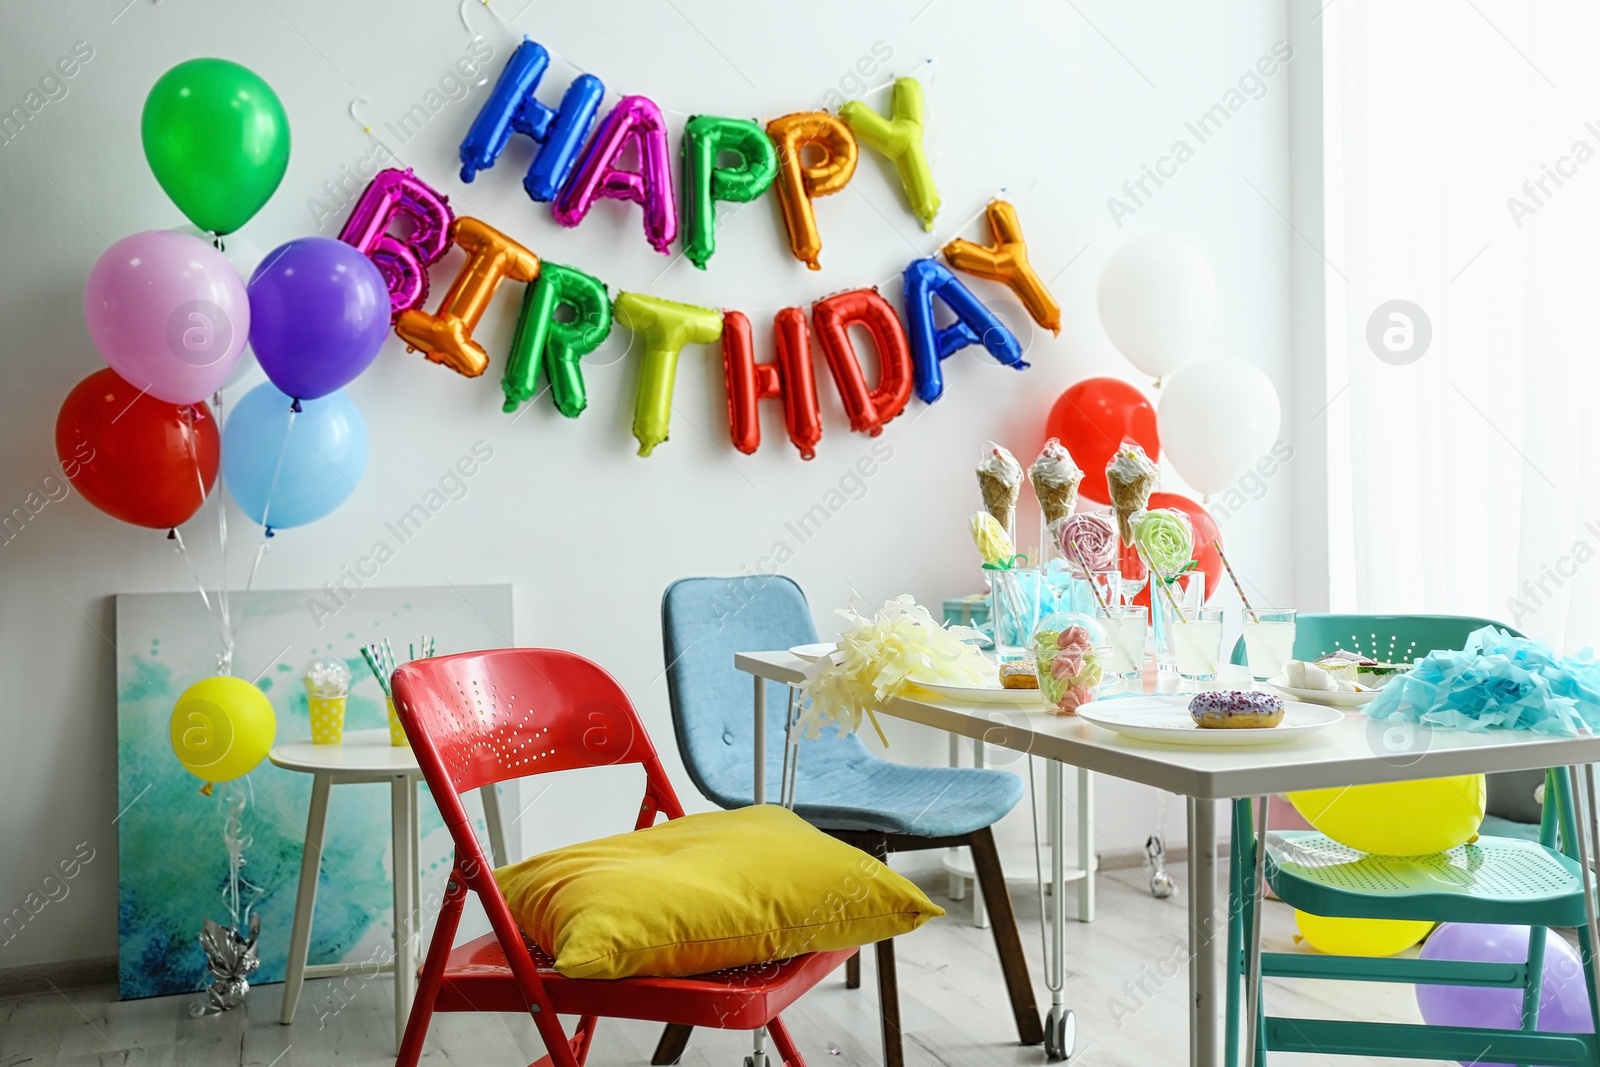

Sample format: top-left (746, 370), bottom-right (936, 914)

top-left (651, 576), bottom-right (1041, 1067)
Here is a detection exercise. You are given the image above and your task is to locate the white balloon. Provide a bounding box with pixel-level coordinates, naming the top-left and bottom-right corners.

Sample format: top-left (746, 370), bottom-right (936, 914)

top-left (1097, 234), bottom-right (1217, 381)
top-left (1157, 358), bottom-right (1281, 495)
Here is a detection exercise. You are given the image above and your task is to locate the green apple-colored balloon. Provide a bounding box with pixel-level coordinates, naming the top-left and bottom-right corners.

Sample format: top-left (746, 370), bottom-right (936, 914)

top-left (141, 58), bottom-right (289, 236)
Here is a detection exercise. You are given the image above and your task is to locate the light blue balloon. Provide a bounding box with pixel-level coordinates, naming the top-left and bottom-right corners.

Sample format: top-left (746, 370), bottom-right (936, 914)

top-left (223, 383), bottom-right (367, 530)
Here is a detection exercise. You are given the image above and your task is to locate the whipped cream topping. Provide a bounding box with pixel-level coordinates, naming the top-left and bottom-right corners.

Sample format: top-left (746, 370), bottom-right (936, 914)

top-left (1029, 438), bottom-right (1082, 488)
top-left (978, 442), bottom-right (1022, 487)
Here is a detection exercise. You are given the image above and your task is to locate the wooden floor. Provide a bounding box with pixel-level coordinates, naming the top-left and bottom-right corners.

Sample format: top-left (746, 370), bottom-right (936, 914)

top-left (0, 862), bottom-right (1438, 1067)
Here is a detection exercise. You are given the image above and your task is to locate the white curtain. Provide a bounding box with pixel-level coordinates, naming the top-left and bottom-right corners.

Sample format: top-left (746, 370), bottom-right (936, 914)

top-left (1326, 1), bottom-right (1600, 651)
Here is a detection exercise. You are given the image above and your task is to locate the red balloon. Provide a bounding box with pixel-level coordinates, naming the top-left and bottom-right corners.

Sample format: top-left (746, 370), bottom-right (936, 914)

top-left (722, 309), bottom-right (823, 460)
top-left (1133, 491), bottom-right (1223, 609)
top-left (1045, 377), bottom-right (1159, 504)
top-left (813, 287), bottom-right (913, 436)
top-left (55, 368), bottom-right (219, 529)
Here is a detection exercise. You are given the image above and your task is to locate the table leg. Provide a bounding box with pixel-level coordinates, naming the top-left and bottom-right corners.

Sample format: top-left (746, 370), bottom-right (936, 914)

top-left (1077, 768), bottom-right (1095, 922)
top-left (392, 777), bottom-right (417, 1054)
top-left (1188, 796), bottom-right (1219, 1067)
top-left (479, 783), bottom-right (508, 868)
top-left (1047, 760), bottom-right (1068, 1055)
top-left (753, 675), bottom-right (765, 805)
top-left (280, 773), bottom-right (330, 1025)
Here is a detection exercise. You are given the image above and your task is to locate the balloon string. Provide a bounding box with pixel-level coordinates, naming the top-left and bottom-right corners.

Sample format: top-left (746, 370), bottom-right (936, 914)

top-left (182, 403), bottom-right (235, 675)
top-left (228, 409), bottom-right (294, 647)
top-left (170, 528), bottom-right (229, 654)
top-left (212, 392), bottom-right (231, 644)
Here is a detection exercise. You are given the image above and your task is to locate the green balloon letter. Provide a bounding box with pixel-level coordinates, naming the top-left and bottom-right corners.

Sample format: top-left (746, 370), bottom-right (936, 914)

top-left (502, 263), bottom-right (612, 417)
top-left (680, 116), bottom-right (779, 269)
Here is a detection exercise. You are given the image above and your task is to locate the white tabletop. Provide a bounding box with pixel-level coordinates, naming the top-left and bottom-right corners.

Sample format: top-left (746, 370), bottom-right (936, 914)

top-left (269, 729), bottom-right (421, 778)
top-left (735, 650), bottom-right (1600, 799)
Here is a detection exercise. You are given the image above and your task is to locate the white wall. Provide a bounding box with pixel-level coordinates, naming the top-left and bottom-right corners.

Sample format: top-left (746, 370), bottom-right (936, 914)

top-left (0, 0), bottom-right (1294, 970)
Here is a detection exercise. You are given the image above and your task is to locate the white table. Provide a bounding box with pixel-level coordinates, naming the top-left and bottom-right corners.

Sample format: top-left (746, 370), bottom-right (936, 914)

top-left (269, 730), bottom-right (508, 1051)
top-left (737, 650), bottom-right (1600, 1067)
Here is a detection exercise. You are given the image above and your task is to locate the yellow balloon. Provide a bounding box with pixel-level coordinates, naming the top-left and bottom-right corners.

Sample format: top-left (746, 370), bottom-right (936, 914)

top-left (1287, 775), bottom-right (1486, 856)
top-left (1295, 911), bottom-right (1432, 957)
top-left (169, 676), bottom-right (276, 784)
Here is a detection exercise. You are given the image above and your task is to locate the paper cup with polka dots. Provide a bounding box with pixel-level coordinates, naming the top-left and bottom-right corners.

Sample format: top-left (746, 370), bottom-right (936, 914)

top-left (308, 695), bottom-right (347, 745)
top-left (386, 697), bottom-right (409, 746)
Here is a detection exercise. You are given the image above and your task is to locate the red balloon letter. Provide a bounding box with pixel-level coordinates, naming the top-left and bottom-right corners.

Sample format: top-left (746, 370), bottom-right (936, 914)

top-left (813, 288), bottom-right (912, 436)
top-left (722, 309), bottom-right (822, 460)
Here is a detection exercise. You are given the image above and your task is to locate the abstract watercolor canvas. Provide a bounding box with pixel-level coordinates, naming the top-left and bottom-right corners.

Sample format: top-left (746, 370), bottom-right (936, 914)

top-left (115, 584), bottom-right (513, 1000)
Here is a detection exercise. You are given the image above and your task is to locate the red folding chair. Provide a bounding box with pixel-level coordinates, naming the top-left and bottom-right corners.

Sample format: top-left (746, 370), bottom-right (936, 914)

top-left (391, 648), bottom-right (854, 1067)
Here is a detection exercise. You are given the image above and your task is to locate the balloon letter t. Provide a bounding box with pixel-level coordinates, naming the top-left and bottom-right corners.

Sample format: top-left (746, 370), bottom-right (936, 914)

top-left (613, 292), bottom-right (723, 456)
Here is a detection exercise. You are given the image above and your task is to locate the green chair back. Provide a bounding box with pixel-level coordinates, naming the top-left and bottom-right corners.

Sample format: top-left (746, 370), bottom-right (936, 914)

top-left (1227, 612), bottom-right (1522, 666)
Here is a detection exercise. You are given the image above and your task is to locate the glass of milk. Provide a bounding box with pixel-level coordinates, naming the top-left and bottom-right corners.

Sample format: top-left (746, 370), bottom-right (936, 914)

top-left (1242, 609), bottom-right (1298, 681)
top-left (1171, 608), bottom-right (1225, 683)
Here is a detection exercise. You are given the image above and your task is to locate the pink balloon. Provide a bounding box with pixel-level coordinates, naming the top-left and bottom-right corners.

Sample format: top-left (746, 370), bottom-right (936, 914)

top-left (552, 95), bottom-right (677, 255)
top-left (83, 230), bottom-right (249, 405)
top-left (337, 167), bottom-right (454, 321)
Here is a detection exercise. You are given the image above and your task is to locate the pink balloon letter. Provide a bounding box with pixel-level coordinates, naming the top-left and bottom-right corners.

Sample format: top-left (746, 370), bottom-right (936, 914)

top-left (337, 168), bottom-right (455, 320)
top-left (552, 96), bottom-right (677, 255)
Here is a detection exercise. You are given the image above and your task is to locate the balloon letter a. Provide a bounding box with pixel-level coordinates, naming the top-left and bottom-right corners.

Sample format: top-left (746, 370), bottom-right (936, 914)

top-left (394, 218), bottom-right (539, 378)
top-left (554, 96), bottom-right (677, 255)
top-left (458, 37), bottom-right (605, 202)
top-left (943, 200), bottom-right (1061, 335)
top-left (613, 292), bottom-right (723, 456)
top-left (902, 258), bottom-right (1026, 404)
top-left (840, 77), bottom-right (939, 231)
top-left (722, 309), bottom-right (822, 459)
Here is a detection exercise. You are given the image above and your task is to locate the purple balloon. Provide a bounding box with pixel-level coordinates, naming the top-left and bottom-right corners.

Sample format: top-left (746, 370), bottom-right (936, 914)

top-left (83, 230), bottom-right (249, 405)
top-left (248, 236), bottom-right (390, 400)
top-left (1417, 923), bottom-right (1593, 1066)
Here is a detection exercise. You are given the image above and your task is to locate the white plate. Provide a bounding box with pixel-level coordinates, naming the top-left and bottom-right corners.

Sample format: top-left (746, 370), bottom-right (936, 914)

top-left (910, 679), bottom-right (1044, 705)
top-left (788, 643), bottom-right (838, 663)
top-left (1075, 696), bottom-right (1344, 747)
top-left (1266, 677), bottom-right (1379, 708)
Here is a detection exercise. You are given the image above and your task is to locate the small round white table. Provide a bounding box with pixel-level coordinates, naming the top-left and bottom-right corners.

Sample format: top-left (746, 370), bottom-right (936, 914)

top-left (269, 729), bottom-right (508, 1051)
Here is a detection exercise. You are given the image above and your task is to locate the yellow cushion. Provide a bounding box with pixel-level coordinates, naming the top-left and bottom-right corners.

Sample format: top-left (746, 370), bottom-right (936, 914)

top-left (493, 804), bottom-right (944, 979)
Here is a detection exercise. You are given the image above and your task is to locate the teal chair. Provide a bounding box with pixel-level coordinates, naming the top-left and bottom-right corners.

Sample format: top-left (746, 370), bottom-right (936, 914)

top-left (1224, 614), bottom-right (1600, 1064)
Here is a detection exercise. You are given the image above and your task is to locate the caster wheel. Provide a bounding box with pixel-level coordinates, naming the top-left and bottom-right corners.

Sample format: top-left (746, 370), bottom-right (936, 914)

top-left (1044, 1007), bottom-right (1076, 1061)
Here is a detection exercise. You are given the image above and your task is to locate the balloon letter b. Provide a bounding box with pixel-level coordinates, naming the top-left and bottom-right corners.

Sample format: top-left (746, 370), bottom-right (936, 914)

top-left (840, 77), bottom-right (939, 231)
top-left (767, 112), bottom-right (857, 270)
top-left (813, 288), bottom-right (912, 436)
top-left (681, 116), bottom-right (778, 269)
top-left (395, 218), bottom-right (539, 378)
top-left (458, 37), bottom-right (605, 202)
top-left (722, 309), bottom-right (822, 460)
top-left (553, 96), bottom-right (677, 255)
top-left (502, 263), bottom-right (612, 417)
top-left (613, 292), bottom-right (723, 456)
top-left (338, 168), bottom-right (456, 320)
top-left (943, 200), bottom-right (1061, 335)
top-left (902, 257), bottom-right (1026, 403)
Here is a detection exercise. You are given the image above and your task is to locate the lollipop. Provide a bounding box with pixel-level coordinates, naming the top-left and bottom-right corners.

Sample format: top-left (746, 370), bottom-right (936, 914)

top-left (1133, 508), bottom-right (1195, 575)
top-left (1055, 513), bottom-right (1117, 575)
top-left (970, 511), bottom-right (1016, 567)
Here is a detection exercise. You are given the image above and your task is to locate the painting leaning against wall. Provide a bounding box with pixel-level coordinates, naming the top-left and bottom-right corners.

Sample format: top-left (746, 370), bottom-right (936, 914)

top-left (115, 584), bottom-right (513, 999)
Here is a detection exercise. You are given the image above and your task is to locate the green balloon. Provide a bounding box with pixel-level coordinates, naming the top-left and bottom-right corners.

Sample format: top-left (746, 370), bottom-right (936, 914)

top-left (502, 264), bottom-right (612, 418)
top-left (681, 116), bottom-right (778, 270)
top-left (142, 59), bottom-right (290, 235)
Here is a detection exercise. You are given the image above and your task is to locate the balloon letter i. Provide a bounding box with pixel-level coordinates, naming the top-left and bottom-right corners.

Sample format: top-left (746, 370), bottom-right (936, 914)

top-left (458, 37), bottom-right (605, 202)
top-left (394, 218), bottom-right (539, 378)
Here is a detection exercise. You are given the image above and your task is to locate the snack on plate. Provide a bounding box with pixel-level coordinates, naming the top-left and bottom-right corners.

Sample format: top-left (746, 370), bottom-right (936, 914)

top-left (1357, 662), bottom-right (1413, 689)
top-left (1132, 508), bottom-right (1194, 575)
top-left (1284, 659), bottom-right (1357, 693)
top-left (1029, 439), bottom-right (1083, 525)
top-left (999, 660), bottom-right (1040, 689)
top-left (1055, 512), bottom-right (1117, 574)
top-left (1189, 690), bottom-right (1285, 729)
top-left (976, 442), bottom-right (1023, 533)
top-left (1105, 443), bottom-right (1159, 543)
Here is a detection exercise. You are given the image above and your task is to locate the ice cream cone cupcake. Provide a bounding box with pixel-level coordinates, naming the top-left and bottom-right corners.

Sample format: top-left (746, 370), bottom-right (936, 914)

top-left (976, 442), bottom-right (1023, 534)
top-left (1105, 443), bottom-right (1159, 543)
top-left (1030, 438), bottom-right (1083, 526)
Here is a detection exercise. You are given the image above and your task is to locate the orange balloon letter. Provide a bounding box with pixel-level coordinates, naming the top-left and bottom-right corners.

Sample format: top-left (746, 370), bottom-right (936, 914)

top-left (766, 112), bottom-right (857, 271)
top-left (395, 217), bottom-right (539, 377)
top-left (942, 200), bottom-right (1060, 335)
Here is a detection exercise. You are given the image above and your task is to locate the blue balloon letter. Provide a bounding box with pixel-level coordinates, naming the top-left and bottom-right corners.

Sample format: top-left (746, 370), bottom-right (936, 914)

top-left (458, 37), bottom-right (605, 202)
top-left (902, 257), bottom-right (1028, 403)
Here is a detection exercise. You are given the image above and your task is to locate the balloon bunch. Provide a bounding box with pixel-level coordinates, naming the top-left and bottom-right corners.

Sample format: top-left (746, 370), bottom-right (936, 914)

top-left (54, 58), bottom-right (390, 787)
top-left (1096, 235), bottom-right (1282, 498)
